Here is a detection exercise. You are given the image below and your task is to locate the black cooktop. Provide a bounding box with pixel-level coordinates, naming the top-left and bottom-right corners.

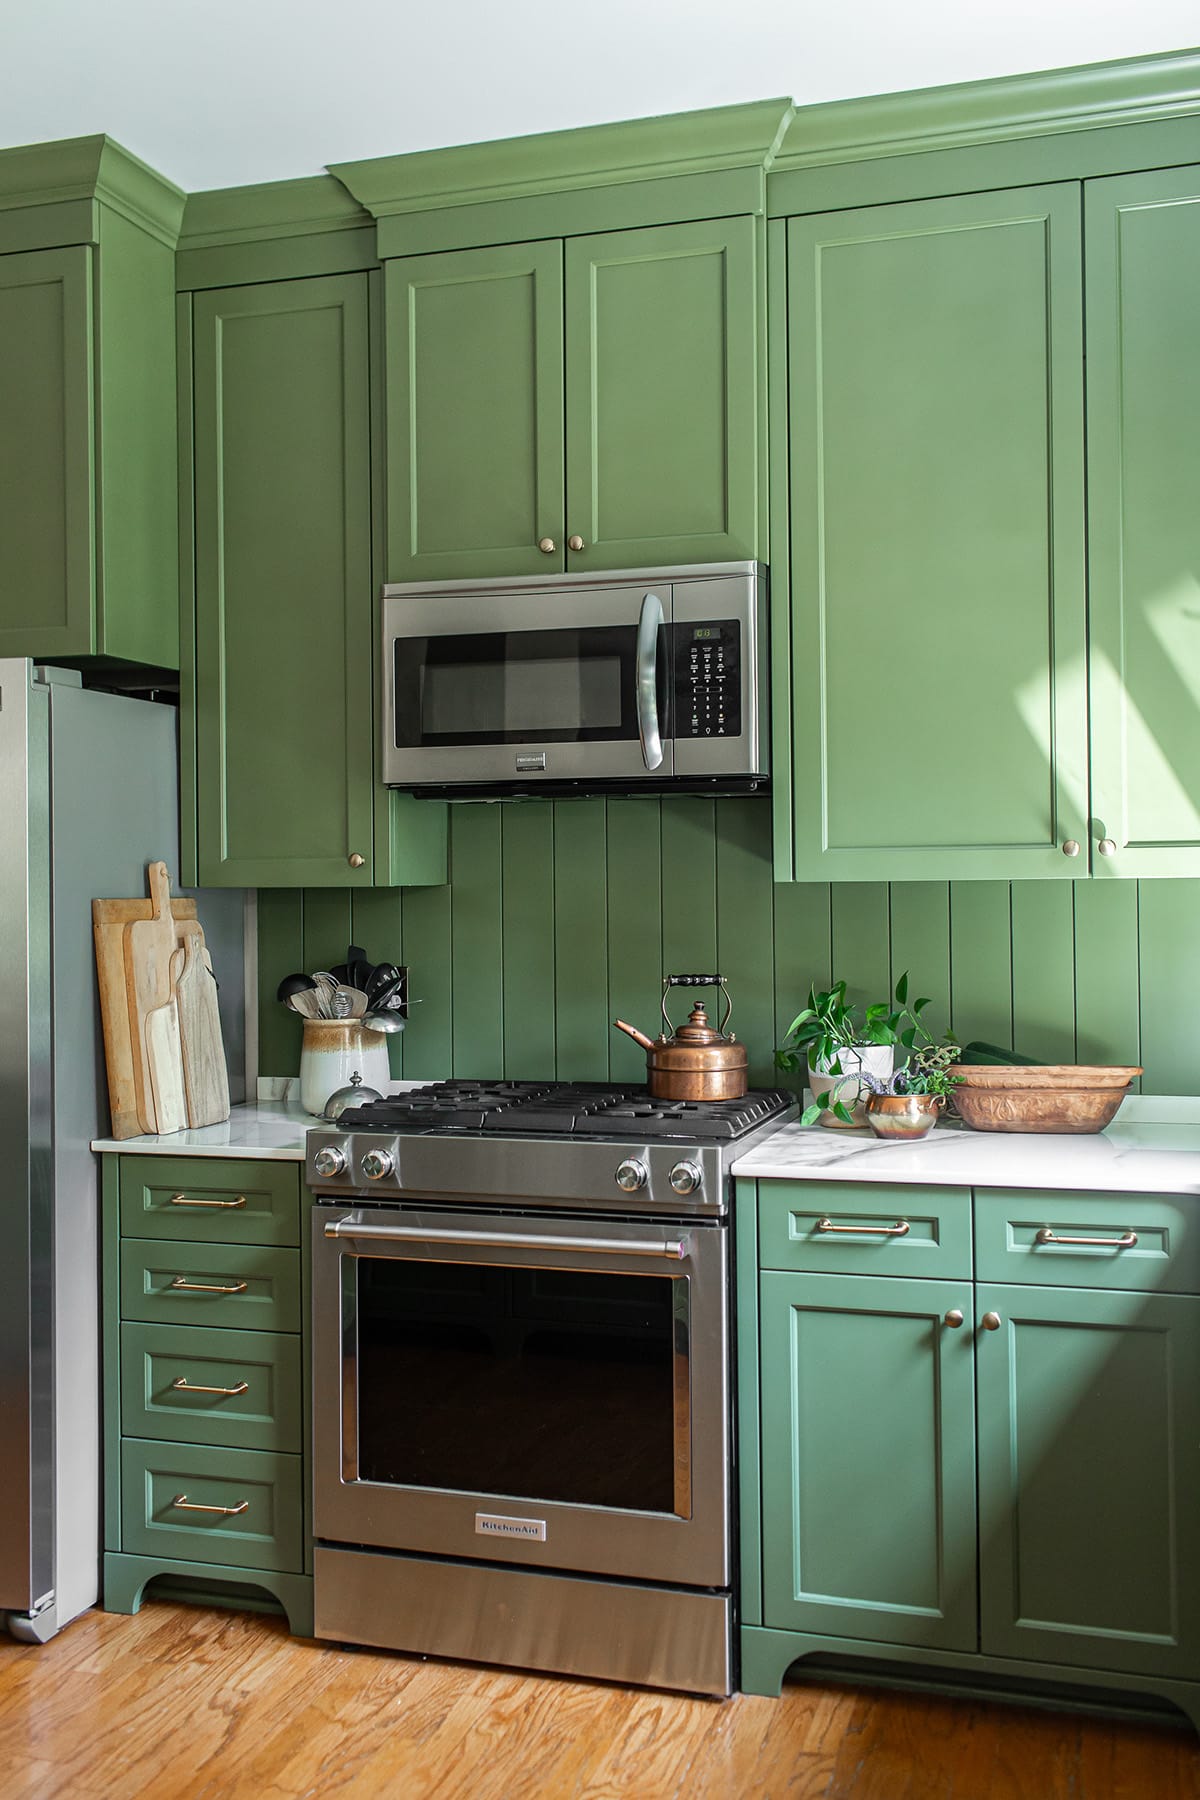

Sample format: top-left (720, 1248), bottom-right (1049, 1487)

top-left (334, 1079), bottom-right (793, 1143)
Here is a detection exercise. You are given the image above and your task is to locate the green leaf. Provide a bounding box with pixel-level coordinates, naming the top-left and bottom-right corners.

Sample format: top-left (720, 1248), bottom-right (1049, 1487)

top-left (833, 1100), bottom-right (854, 1124)
top-left (799, 1102), bottom-right (822, 1127)
top-left (895, 971), bottom-right (909, 1004)
top-left (864, 1003), bottom-right (888, 1022)
top-left (914, 996), bottom-right (931, 1014)
top-left (901, 1026), bottom-right (917, 1048)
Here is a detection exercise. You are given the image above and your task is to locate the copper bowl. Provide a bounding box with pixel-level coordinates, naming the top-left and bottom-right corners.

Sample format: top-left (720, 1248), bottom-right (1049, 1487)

top-left (952, 1064), bottom-right (1142, 1134)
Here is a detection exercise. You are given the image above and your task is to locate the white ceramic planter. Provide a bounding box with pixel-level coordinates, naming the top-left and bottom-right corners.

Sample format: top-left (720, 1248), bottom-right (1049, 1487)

top-left (299, 1019), bottom-right (390, 1117)
top-left (808, 1045), bottom-right (895, 1128)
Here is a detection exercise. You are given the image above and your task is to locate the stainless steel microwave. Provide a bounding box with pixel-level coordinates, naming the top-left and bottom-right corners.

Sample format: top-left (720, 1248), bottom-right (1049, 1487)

top-left (381, 562), bottom-right (767, 797)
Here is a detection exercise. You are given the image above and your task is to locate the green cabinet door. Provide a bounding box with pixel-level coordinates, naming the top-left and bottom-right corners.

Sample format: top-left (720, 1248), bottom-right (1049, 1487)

top-left (976, 1282), bottom-right (1200, 1680)
top-left (783, 186), bottom-right (1088, 882)
top-left (385, 240), bottom-right (564, 581)
top-left (1085, 166), bottom-right (1200, 878)
top-left (564, 217), bottom-right (759, 570)
top-left (0, 247), bottom-right (95, 656)
top-left (759, 1269), bottom-right (978, 1650)
top-left (193, 275), bottom-right (377, 886)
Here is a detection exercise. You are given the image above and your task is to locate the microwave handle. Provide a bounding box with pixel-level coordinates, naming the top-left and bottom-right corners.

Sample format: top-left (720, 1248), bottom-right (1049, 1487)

top-left (636, 591), bottom-right (665, 771)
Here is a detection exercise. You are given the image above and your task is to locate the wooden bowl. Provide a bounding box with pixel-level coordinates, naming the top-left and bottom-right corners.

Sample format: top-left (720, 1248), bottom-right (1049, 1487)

top-left (953, 1064), bottom-right (1142, 1134)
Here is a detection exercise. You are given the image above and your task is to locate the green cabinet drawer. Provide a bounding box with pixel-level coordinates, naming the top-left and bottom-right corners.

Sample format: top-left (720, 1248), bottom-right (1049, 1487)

top-left (758, 1182), bottom-right (972, 1280)
top-left (120, 1439), bottom-right (303, 1573)
top-left (119, 1157), bottom-right (300, 1246)
top-left (974, 1190), bottom-right (1200, 1294)
top-left (119, 1240), bottom-right (301, 1332)
top-left (120, 1323), bottom-right (301, 1452)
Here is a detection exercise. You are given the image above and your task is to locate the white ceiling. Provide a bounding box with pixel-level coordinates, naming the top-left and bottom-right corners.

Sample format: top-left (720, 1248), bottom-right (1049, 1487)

top-left (2, 0), bottom-right (1197, 193)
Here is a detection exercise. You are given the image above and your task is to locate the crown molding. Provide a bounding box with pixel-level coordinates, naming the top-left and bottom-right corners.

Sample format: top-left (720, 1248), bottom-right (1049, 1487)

top-left (331, 98), bottom-right (795, 218)
top-left (774, 46), bottom-right (1200, 170)
top-left (0, 135), bottom-right (184, 245)
top-left (179, 175), bottom-right (372, 250)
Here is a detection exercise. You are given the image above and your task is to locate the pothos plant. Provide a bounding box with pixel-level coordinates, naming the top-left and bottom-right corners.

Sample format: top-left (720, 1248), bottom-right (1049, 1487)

top-left (776, 974), bottom-right (957, 1126)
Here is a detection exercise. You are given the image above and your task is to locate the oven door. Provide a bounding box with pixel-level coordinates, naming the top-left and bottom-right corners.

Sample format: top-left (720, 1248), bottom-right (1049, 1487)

top-left (382, 582), bottom-right (672, 788)
top-left (312, 1205), bottom-right (729, 1587)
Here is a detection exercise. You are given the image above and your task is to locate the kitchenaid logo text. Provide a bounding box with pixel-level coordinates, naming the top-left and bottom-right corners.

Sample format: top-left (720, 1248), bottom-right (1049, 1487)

top-left (475, 1512), bottom-right (547, 1541)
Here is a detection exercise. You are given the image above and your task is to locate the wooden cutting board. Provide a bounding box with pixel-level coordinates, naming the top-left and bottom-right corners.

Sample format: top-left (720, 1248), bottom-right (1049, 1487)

top-left (175, 931), bottom-right (230, 1128)
top-left (124, 862), bottom-right (189, 1134)
top-left (93, 885), bottom-right (199, 1140)
top-left (145, 947), bottom-right (188, 1135)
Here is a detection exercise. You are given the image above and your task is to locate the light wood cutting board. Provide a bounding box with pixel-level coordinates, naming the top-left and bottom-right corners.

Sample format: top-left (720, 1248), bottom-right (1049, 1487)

top-left (93, 887), bottom-right (199, 1140)
top-left (124, 862), bottom-right (188, 1134)
top-left (145, 947), bottom-right (188, 1135)
top-left (175, 931), bottom-right (230, 1128)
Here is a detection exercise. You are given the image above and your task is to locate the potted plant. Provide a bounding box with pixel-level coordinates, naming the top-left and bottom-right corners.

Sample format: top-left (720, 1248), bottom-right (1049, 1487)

top-left (859, 1040), bottom-right (964, 1139)
top-left (776, 974), bottom-right (944, 1129)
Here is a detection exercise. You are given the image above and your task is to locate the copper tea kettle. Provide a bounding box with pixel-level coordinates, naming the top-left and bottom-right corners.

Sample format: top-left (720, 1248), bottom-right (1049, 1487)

top-left (614, 975), bottom-right (748, 1102)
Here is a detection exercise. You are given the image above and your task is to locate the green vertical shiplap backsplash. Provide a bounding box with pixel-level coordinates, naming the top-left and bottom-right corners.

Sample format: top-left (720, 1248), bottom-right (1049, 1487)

top-left (257, 798), bottom-right (1200, 1095)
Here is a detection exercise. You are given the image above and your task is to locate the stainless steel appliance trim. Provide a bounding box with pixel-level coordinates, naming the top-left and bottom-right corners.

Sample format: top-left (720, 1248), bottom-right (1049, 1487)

top-left (313, 1544), bottom-right (733, 1697)
top-left (635, 589), bottom-right (665, 771)
top-left (323, 1218), bottom-right (688, 1259)
top-left (314, 1205), bottom-right (729, 1586)
top-left (476, 1512), bottom-right (547, 1541)
top-left (382, 560), bottom-right (757, 599)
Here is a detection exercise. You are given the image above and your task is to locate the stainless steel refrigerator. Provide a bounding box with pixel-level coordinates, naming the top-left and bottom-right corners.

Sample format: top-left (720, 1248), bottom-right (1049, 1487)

top-left (0, 660), bottom-right (189, 1641)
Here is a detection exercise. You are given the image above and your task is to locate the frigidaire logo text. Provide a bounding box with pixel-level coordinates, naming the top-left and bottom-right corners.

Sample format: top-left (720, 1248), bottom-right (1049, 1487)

top-left (475, 1512), bottom-right (547, 1541)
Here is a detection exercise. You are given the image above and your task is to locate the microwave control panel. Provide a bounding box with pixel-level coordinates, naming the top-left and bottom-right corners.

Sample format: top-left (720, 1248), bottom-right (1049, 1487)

top-left (673, 620), bottom-right (741, 738)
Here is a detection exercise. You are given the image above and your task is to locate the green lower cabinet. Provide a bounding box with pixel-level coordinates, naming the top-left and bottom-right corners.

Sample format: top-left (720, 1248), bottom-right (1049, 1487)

top-left (120, 1438), bottom-right (304, 1573)
top-left (120, 1322), bottom-right (302, 1452)
top-left (759, 1269), bottom-right (977, 1651)
top-left (975, 1282), bottom-right (1200, 1681)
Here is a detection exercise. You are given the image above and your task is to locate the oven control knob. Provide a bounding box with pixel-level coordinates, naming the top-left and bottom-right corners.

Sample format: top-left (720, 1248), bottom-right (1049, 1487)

top-left (669, 1161), bottom-right (703, 1196)
top-left (614, 1158), bottom-right (648, 1193)
top-left (361, 1148), bottom-right (395, 1181)
top-left (312, 1145), bottom-right (347, 1179)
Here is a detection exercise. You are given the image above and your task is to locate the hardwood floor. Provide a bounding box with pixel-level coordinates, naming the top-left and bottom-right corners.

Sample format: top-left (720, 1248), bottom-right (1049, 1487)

top-left (0, 1603), bottom-right (1197, 1799)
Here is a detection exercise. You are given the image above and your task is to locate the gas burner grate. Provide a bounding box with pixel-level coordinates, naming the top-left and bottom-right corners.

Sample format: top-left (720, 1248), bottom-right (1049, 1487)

top-left (335, 1081), bottom-right (793, 1142)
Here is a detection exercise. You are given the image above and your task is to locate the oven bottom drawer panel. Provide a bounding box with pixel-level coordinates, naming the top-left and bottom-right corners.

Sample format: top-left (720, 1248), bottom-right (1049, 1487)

top-left (313, 1544), bottom-right (732, 1696)
top-left (120, 1440), bottom-right (304, 1573)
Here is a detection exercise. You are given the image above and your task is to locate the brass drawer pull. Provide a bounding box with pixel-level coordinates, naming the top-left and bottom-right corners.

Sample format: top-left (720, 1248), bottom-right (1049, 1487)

top-left (170, 1493), bottom-right (249, 1517)
top-left (169, 1193), bottom-right (248, 1209)
top-left (171, 1377), bottom-right (249, 1397)
top-left (815, 1217), bottom-right (910, 1237)
top-left (169, 1277), bottom-right (249, 1294)
top-left (1034, 1227), bottom-right (1138, 1250)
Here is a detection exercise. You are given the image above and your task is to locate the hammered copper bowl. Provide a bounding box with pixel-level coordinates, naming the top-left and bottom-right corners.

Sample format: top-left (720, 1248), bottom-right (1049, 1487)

top-left (952, 1064), bottom-right (1142, 1134)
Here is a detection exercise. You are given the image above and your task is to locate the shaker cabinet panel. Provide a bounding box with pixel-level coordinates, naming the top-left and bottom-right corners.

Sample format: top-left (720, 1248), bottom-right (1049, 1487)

top-left (564, 217), bottom-right (758, 570)
top-left (759, 1269), bottom-right (978, 1650)
top-left (385, 240), bottom-right (565, 582)
top-left (975, 1282), bottom-right (1200, 1680)
top-left (1085, 165), bottom-right (1200, 878)
top-left (782, 186), bottom-right (1088, 882)
top-left (0, 247), bottom-right (95, 656)
top-left (192, 275), bottom-right (377, 886)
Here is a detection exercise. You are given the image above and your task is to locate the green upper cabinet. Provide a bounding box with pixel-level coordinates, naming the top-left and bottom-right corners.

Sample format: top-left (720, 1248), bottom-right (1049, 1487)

top-left (779, 185), bottom-right (1088, 883)
top-left (190, 273), bottom-right (445, 889)
top-left (385, 217), bottom-right (760, 582)
top-left (0, 138), bottom-right (182, 667)
top-left (1085, 165), bottom-right (1200, 879)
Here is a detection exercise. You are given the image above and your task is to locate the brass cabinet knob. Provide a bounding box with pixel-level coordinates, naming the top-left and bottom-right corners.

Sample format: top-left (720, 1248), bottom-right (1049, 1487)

top-left (567, 534), bottom-right (586, 552)
top-left (348, 852), bottom-right (365, 868)
top-left (1061, 839), bottom-right (1080, 857)
top-left (943, 1309), bottom-right (964, 1329)
top-left (981, 1311), bottom-right (1002, 1331)
top-left (537, 537), bottom-right (556, 554)
top-left (1097, 838), bottom-right (1117, 856)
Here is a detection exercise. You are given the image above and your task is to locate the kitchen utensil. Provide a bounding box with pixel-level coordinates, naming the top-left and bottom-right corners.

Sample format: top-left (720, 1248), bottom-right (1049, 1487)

top-left (614, 974), bottom-right (748, 1101)
top-left (277, 972), bottom-right (318, 1005)
top-left (143, 945), bottom-right (187, 1135)
top-left (332, 985), bottom-right (368, 1018)
top-left (124, 861), bottom-right (192, 1133)
top-left (286, 988), bottom-right (325, 1019)
top-left (953, 1064), bottom-right (1142, 1134)
top-left (362, 1010), bottom-right (406, 1034)
top-left (299, 1018), bottom-right (390, 1116)
top-left (175, 931), bottom-right (230, 1128)
top-left (93, 892), bottom-right (198, 1140)
top-left (322, 1070), bottom-right (384, 1122)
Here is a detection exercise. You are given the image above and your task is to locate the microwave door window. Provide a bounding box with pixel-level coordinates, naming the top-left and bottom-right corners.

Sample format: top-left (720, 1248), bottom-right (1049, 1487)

top-left (393, 626), bottom-right (658, 748)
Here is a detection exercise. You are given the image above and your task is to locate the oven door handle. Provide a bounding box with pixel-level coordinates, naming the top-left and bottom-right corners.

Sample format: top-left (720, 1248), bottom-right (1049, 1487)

top-left (635, 590), bottom-right (665, 772)
top-left (323, 1218), bottom-right (688, 1260)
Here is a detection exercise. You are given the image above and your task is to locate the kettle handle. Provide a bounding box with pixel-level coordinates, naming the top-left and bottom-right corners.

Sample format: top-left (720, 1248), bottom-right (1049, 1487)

top-left (662, 974), bottom-right (733, 1039)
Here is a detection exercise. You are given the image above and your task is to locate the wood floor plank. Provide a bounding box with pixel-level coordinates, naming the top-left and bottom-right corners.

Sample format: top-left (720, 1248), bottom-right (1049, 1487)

top-left (0, 1605), bottom-right (1196, 1799)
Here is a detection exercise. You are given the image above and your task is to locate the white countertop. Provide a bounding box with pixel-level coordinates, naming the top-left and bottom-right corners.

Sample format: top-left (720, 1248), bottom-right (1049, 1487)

top-left (730, 1105), bottom-right (1200, 1196)
top-left (92, 1101), bottom-right (313, 1160)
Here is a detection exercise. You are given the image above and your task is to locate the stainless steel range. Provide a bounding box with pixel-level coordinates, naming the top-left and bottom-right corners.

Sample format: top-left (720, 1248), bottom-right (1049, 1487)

top-left (308, 1080), bottom-right (795, 1696)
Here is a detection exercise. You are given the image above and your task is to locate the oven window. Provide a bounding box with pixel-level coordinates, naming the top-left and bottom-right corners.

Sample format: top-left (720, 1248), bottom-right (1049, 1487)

top-left (393, 625), bottom-right (655, 747)
top-left (354, 1259), bottom-right (682, 1514)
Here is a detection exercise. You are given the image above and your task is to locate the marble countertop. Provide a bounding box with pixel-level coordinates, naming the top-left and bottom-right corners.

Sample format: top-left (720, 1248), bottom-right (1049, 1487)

top-left (730, 1105), bottom-right (1200, 1195)
top-left (92, 1101), bottom-right (313, 1160)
